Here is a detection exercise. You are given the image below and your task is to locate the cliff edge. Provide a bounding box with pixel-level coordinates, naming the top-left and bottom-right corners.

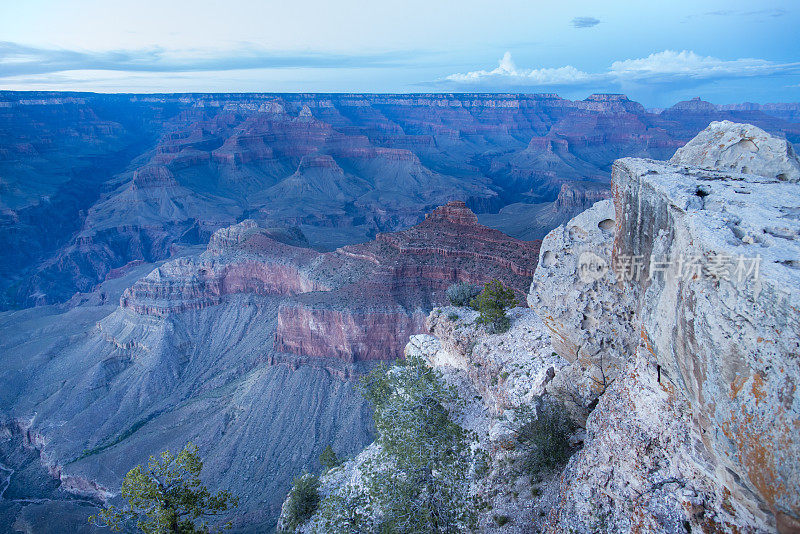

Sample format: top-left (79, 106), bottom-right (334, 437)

top-left (284, 121), bottom-right (799, 533)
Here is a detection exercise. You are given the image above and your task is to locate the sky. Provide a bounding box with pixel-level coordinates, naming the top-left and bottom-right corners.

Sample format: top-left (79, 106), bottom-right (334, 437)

top-left (0, 0), bottom-right (798, 107)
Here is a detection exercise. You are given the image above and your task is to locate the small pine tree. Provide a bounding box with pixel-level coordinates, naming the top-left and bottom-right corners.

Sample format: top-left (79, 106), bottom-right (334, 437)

top-left (359, 352), bottom-right (476, 533)
top-left (471, 279), bottom-right (517, 333)
top-left (281, 473), bottom-right (320, 533)
top-left (517, 400), bottom-right (574, 479)
top-left (88, 442), bottom-right (238, 533)
top-left (319, 445), bottom-right (340, 470)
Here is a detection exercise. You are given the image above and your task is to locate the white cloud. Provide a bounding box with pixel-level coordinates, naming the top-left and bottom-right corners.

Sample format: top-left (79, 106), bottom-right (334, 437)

top-left (445, 52), bottom-right (595, 86)
top-left (442, 50), bottom-right (800, 89)
top-left (609, 50), bottom-right (796, 81)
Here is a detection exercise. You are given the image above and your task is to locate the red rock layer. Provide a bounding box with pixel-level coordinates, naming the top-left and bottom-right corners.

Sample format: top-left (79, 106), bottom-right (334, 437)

top-left (121, 201), bottom-right (540, 362)
top-left (274, 305), bottom-right (428, 362)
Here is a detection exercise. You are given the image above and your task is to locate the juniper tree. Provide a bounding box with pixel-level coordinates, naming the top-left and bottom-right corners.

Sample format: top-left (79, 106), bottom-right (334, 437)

top-left (471, 279), bottom-right (517, 333)
top-left (319, 445), bottom-right (340, 471)
top-left (358, 352), bottom-right (476, 533)
top-left (88, 442), bottom-right (238, 534)
top-left (280, 473), bottom-right (320, 533)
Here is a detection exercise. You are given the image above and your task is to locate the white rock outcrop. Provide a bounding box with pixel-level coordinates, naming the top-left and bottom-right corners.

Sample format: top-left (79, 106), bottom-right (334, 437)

top-left (543, 121), bottom-right (800, 532)
top-left (527, 199), bottom-right (637, 419)
top-left (281, 121), bottom-right (800, 534)
top-left (669, 120), bottom-right (800, 182)
top-left (610, 154), bottom-right (800, 531)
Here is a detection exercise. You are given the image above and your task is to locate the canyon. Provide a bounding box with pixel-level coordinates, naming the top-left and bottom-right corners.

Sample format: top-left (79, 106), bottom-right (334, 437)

top-left (0, 199), bottom-right (537, 531)
top-left (1, 91), bottom-right (799, 532)
top-left (2, 92), bottom-right (799, 310)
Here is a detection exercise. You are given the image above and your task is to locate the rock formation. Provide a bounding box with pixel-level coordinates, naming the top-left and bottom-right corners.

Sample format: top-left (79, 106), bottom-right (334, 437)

top-left (0, 201), bottom-right (538, 531)
top-left (669, 120), bottom-right (800, 182)
top-left (540, 121), bottom-right (800, 532)
top-left (3, 91), bottom-right (798, 309)
top-left (291, 121), bottom-right (799, 533)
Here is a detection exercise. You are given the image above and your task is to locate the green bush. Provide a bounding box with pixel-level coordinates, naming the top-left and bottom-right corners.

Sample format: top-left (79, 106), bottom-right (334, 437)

top-left (446, 282), bottom-right (481, 306)
top-left (517, 401), bottom-right (574, 479)
top-left (471, 279), bottom-right (517, 334)
top-left (359, 352), bottom-right (476, 532)
top-left (281, 473), bottom-right (320, 532)
top-left (319, 445), bottom-right (340, 471)
top-left (494, 514), bottom-right (510, 526)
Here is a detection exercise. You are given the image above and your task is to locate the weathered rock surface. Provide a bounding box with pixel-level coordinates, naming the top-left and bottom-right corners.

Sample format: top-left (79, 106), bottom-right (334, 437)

top-left (528, 199), bottom-right (637, 420)
top-left (540, 121), bottom-right (800, 531)
top-left (611, 142), bottom-right (800, 530)
top-left (670, 120), bottom-right (800, 182)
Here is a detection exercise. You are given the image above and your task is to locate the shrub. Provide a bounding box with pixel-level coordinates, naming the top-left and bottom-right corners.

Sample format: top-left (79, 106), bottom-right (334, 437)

top-left (517, 401), bottom-right (574, 479)
top-left (494, 514), bottom-right (510, 526)
top-left (447, 313), bottom-right (460, 321)
top-left (360, 352), bottom-right (476, 532)
top-left (317, 483), bottom-right (374, 534)
top-left (471, 279), bottom-right (517, 334)
top-left (446, 282), bottom-right (481, 306)
top-left (281, 473), bottom-right (320, 532)
top-left (319, 445), bottom-right (340, 471)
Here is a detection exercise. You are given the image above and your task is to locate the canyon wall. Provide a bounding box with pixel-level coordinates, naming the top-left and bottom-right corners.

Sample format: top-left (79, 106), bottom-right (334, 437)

top-left (534, 121), bottom-right (800, 532)
top-left (3, 92), bottom-right (798, 309)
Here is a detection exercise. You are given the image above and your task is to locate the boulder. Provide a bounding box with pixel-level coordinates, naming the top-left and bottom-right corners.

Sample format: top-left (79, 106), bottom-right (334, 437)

top-left (669, 120), bottom-right (800, 182)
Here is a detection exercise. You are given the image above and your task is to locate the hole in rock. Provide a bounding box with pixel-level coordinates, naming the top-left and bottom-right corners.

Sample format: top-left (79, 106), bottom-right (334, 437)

top-left (735, 138), bottom-right (758, 153)
top-left (541, 250), bottom-right (555, 267)
top-left (598, 218), bottom-right (615, 232)
top-left (695, 187), bottom-right (710, 198)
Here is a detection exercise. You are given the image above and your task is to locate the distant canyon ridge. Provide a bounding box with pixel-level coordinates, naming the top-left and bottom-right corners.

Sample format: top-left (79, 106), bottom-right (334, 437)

top-left (1, 91), bottom-right (798, 309)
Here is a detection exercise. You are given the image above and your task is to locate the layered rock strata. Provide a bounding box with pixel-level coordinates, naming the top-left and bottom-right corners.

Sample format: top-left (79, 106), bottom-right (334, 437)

top-left (122, 201), bottom-right (539, 362)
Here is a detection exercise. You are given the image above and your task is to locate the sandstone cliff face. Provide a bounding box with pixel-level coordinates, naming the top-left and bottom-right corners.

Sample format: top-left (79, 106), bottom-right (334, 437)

top-left (536, 122), bottom-right (800, 532)
top-left (611, 146), bottom-right (800, 530)
top-left (528, 199), bottom-right (637, 421)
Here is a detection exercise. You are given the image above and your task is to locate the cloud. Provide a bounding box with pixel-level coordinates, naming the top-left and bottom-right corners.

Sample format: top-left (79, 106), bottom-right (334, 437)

top-left (0, 41), bottom-right (417, 78)
top-left (441, 50), bottom-right (800, 89)
top-left (704, 8), bottom-right (787, 18)
top-left (609, 50), bottom-right (800, 83)
top-left (444, 52), bottom-right (595, 87)
top-left (571, 17), bottom-right (600, 28)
